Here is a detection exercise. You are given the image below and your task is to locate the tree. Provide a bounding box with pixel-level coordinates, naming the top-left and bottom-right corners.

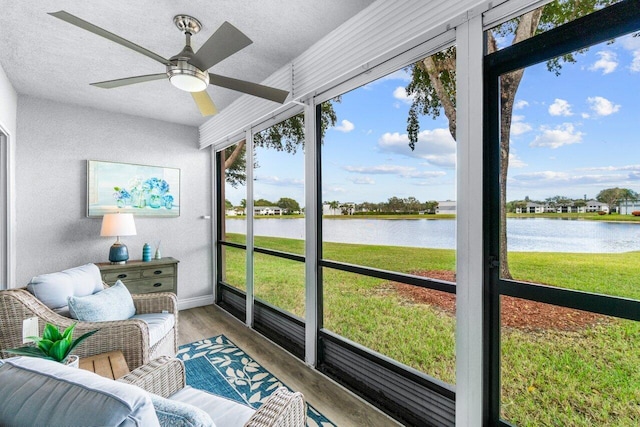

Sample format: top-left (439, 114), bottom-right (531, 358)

top-left (386, 196), bottom-right (405, 212)
top-left (328, 200), bottom-right (340, 215)
top-left (254, 198), bottom-right (275, 207)
top-left (223, 98), bottom-right (340, 180)
top-left (404, 196), bottom-right (422, 213)
top-left (277, 197), bottom-right (301, 213)
top-left (404, 0), bottom-right (614, 278)
top-left (225, 199), bottom-right (233, 210)
top-left (597, 187), bottom-right (638, 214)
top-left (423, 200), bottom-right (439, 214)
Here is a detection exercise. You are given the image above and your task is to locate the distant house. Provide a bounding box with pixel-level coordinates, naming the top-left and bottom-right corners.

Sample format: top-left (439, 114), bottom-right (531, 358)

top-left (436, 200), bottom-right (456, 215)
top-left (253, 206), bottom-right (285, 215)
top-left (556, 203), bottom-right (583, 213)
top-left (516, 202), bottom-right (545, 214)
top-left (585, 200), bottom-right (609, 213)
top-left (618, 201), bottom-right (640, 215)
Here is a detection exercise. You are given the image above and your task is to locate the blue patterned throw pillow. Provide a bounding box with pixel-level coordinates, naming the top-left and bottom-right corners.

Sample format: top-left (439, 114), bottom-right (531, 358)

top-left (68, 280), bottom-right (136, 321)
top-left (150, 394), bottom-right (215, 427)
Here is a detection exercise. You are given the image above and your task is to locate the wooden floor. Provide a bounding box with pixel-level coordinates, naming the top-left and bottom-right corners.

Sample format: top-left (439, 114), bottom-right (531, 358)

top-left (179, 304), bottom-right (402, 427)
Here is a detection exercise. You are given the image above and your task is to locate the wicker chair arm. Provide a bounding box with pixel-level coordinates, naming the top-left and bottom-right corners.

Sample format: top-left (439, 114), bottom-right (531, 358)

top-left (118, 356), bottom-right (186, 398)
top-left (244, 387), bottom-right (306, 427)
top-left (132, 292), bottom-right (178, 316)
top-left (0, 289), bottom-right (151, 369)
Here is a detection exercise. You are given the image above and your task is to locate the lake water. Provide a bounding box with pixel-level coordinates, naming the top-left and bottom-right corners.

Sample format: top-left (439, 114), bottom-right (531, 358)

top-left (225, 217), bottom-right (640, 253)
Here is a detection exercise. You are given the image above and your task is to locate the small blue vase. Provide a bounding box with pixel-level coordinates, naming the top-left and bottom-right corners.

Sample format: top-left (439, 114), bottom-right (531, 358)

top-left (142, 243), bottom-right (151, 262)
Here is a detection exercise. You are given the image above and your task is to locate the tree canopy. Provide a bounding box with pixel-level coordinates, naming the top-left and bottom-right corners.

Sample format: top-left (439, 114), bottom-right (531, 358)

top-left (277, 197), bottom-right (301, 212)
top-left (597, 187), bottom-right (639, 213)
top-left (404, 0), bottom-right (615, 278)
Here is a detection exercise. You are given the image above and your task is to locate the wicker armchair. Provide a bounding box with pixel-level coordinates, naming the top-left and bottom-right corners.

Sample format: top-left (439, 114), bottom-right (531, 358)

top-left (118, 356), bottom-right (307, 427)
top-left (0, 288), bottom-right (178, 370)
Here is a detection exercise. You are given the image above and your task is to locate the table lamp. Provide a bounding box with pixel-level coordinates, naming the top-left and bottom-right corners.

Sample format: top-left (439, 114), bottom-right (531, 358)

top-left (100, 213), bottom-right (137, 264)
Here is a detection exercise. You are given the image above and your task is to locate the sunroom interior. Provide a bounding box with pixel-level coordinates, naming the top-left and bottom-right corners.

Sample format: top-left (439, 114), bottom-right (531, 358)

top-left (2, 0), bottom-right (639, 426)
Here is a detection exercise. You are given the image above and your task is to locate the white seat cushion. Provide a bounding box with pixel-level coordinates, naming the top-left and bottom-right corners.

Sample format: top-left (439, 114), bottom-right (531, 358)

top-left (132, 313), bottom-right (175, 347)
top-left (0, 357), bottom-right (160, 427)
top-left (169, 386), bottom-right (255, 427)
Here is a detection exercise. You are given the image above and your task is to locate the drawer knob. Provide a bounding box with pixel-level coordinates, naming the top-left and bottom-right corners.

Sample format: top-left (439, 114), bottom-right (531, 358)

top-left (153, 283), bottom-right (162, 287)
top-left (154, 270), bottom-right (163, 275)
top-left (117, 274), bottom-right (127, 279)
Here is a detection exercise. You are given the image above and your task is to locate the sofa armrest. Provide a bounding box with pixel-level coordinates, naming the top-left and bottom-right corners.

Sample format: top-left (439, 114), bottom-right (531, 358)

top-left (244, 387), bottom-right (306, 427)
top-left (118, 356), bottom-right (186, 398)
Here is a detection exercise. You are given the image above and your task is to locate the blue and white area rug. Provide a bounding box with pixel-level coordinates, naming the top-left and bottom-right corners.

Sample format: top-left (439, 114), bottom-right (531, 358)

top-left (177, 335), bottom-right (335, 427)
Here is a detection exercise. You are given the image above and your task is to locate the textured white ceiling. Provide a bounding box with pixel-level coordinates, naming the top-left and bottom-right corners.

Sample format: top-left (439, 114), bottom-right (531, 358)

top-left (0, 1), bottom-right (374, 127)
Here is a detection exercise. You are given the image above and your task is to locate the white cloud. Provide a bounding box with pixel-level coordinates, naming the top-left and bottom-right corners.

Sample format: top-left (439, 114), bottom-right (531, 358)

top-left (509, 152), bottom-right (527, 168)
top-left (256, 176), bottom-right (304, 187)
top-left (514, 100), bottom-right (529, 110)
top-left (548, 98), bottom-right (573, 116)
top-left (393, 86), bottom-right (414, 105)
top-left (530, 123), bottom-right (584, 149)
top-left (579, 164), bottom-right (640, 172)
top-left (343, 164), bottom-right (445, 179)
top-left (378, 128), bottom-right (456, 168)
top-left (621, 34), bottom-right (640, 72)
top-left (587, 96), bottom-right (620, 116)
top-left (333, 119), bottom-right (355, 133)
top-left (511, 115), bottom-right (532, 136)
top-left (322, 186), bottom-right (347, 194)
top-left (349, 176), bottom-right (375, 185)
top-left (509, 171), bottom-right (628, 188)
top-left (631, 51), bottom-right (640, 73)
top-left (589, 51), bottom-right (618, 74)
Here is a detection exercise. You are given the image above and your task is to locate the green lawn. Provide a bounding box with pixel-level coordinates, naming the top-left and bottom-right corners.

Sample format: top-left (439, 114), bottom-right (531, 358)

top-left (221, 233), bottom-right (640, 426)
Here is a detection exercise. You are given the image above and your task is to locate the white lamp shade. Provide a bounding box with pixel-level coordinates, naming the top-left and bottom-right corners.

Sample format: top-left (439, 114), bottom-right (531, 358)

top-left (100, 213), bottom-right (137, 237)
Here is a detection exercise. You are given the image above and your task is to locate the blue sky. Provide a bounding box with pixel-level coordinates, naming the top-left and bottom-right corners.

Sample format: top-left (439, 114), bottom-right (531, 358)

top-left (226, 32), bottom-right (640, 207)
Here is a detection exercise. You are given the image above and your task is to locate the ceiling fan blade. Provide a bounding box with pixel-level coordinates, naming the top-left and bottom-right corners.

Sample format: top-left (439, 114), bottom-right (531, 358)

top-left (189, 22), bottom-right (253, 71)
top-left (191, 91), bottom-right (218, 116)
top-left (209, 73), bottom-right (289, 104)
top-left (49, 11), bottom-right (172, 66)
top-left (91, 73), bottom-right (167, 89)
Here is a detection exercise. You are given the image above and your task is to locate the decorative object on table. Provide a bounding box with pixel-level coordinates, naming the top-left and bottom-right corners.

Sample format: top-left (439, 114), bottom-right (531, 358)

top-left (142, 243), bottom-right (151, 262)
top-left (100, 213), bottom-right (137, 264)
top-left (87, 160), bottom-right (180, 217)
top-left (4, 322), bottom-right (98, 367)
top-left (178, 335), bottom-right (335, 426)
top-left (154, 240), bottom-right (162, 260)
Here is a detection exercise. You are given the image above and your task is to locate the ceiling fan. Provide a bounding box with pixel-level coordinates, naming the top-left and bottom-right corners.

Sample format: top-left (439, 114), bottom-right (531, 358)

top-left (49, 11), bottom-right (290, 116)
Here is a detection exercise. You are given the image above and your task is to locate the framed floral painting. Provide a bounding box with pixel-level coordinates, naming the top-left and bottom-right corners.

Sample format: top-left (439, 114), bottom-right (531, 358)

top-left (87, 160), bottom-right (180, 217)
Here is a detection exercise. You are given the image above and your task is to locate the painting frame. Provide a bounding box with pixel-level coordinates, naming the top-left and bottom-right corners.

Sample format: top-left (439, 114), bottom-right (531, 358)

top-left (87, 160), bottom-right (180, 218)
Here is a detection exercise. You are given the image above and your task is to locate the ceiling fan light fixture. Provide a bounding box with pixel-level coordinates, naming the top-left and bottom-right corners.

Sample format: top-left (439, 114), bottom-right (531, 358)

top-left (170, 73), bottom-right (207, 92)
top-left (167, 60), bottom-right (210, 92)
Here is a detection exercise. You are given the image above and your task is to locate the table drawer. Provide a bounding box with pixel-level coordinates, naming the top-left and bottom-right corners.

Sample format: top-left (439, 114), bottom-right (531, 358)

top-left (141, 265), bottom-right (176, 278)
top-left (124, 277), bottom-right (175, 294)
top-left (102, 270), bottom-right (142, 283)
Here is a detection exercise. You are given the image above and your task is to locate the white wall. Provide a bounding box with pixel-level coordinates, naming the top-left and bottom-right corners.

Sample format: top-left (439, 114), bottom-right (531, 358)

top-left (0, 62), bottom-right (17, 290)
top-left (0, 63), bottom-right (17, 137)
top-left (15, 96), bottom-right (212, 302)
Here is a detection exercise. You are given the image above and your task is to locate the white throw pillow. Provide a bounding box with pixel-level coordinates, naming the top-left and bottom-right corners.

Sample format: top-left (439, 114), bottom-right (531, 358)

top-left (68, 280), bottom-right (136, 321)
top-left (27, 263), bottom-right (104, 309)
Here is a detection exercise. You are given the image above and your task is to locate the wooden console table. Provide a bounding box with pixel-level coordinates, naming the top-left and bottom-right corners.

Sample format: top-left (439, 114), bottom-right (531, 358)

top-left (79, 351), bottom-right (129, 380)
top-left (96, 257), bottom-right (179, 295)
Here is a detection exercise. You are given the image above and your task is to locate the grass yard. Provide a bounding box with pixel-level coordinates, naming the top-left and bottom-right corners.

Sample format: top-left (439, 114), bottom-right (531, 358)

top-left (220, 233), bottom-right (640, 426)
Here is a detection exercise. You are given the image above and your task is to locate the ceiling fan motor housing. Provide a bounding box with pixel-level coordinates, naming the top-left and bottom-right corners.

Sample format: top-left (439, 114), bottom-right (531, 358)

top-left (167, 16), bottom-right (209, 92)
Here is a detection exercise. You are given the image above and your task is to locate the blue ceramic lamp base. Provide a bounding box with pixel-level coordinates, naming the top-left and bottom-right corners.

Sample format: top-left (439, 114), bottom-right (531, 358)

top-left (109, 242), bottom-right (129, 264)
